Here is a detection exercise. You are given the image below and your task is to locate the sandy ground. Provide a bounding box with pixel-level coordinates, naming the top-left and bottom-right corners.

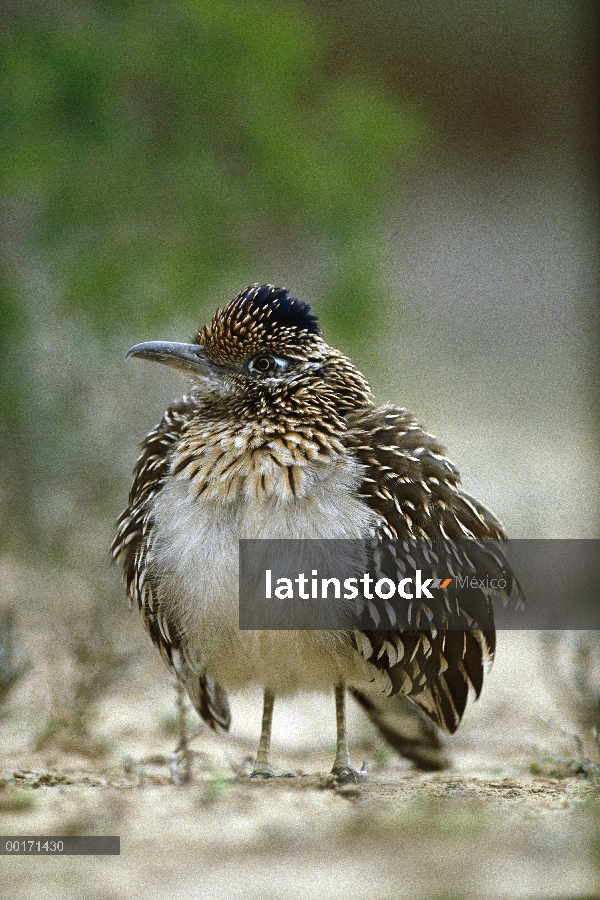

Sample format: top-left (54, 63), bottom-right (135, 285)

top-left (1, 632), bottom-right (599, 900)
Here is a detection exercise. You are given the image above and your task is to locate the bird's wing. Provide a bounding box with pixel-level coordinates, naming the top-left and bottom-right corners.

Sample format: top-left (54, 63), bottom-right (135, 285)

top-left (111, 395), bottom-right (231, 731)
top-left (344, 404), bottom-right (521, 734)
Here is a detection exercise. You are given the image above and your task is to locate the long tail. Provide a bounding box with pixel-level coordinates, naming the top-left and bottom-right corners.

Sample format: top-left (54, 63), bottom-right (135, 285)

top-left (185, 672), bottom-right (231, 732)
top-left (349, 688), bottom-right (449, 771)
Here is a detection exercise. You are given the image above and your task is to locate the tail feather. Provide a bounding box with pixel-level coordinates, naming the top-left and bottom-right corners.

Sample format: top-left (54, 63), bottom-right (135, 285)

top-left (350, 688), bottom-right (449, 771)
top-left (185, 673), bottom-right (231, 732)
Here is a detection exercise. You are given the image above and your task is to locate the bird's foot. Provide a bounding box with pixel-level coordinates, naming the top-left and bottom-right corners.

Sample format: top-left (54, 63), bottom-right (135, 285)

top-left (331, 760), bottom-right (368, 785)
top-left (170, 747), bottom-right (194, 785)
top-left (250, 761), bottom-right (275, 779)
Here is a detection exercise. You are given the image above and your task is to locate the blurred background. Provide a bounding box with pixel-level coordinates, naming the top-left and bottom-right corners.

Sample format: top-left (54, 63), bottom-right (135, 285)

top-left (0, 1), bottom-right (599, 896)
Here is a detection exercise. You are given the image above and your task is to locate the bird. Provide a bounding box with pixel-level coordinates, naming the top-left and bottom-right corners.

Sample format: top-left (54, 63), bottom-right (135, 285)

top-left (112, 283), bottom-right (519, 783)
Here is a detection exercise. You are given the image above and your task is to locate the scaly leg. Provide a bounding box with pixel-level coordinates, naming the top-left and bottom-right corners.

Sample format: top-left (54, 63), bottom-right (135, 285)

top-left (251, 688), bottom-right (275, 778)
top-left (331, 681), bottom-right (367, 784)
top-left (170, 679), bottom-right (193, 785)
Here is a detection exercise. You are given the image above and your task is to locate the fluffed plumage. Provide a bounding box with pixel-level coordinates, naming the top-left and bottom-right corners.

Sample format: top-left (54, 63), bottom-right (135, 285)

top-left (112, 284), bottom-right (520, 778)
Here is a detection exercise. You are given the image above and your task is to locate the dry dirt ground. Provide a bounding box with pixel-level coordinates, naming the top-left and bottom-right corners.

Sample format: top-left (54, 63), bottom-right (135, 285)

top-left (1, 632), bottom-right (599, 900)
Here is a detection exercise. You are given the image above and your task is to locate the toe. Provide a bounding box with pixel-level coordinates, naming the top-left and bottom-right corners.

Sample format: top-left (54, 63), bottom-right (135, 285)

top-left (331, 761), bottom-right (368, 785)
top-left (250, 762), bottom-right (275, 778)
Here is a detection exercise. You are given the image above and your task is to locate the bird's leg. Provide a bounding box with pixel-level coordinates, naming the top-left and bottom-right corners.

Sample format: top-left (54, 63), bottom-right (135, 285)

top-left (251, 688), bottom-right (275, 778)
top-left (170, 679), bottom-right (193, 785)
top-left (331, 681), bottom-right (368, 784)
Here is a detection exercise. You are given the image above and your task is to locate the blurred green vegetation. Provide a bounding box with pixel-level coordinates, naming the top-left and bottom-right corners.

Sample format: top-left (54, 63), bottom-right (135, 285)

top-left (0, 0), bottom-right (424, 335)
top-left (0, 0), bottom-right (427, 554)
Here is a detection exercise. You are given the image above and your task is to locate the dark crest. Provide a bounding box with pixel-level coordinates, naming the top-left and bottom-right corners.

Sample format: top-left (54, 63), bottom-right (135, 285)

top-left (232, 284), bottom-right (321, 337)
top-left (196, 284), bottom-right (322, 363)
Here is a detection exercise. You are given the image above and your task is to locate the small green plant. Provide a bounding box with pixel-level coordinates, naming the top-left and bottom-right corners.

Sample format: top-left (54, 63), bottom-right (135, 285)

top-left (0, 782), bottom-right (36, 813)
top-left (157, 706), bottom-right (199, 737)
top-left (198, 772), bottom-right (230, 806)
top-left (529, 757), bottom-right (600, 780)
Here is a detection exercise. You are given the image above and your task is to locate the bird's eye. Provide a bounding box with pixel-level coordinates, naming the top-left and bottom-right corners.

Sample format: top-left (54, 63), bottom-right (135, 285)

top-left (253, 355), bottom-right (275, 373)
top-left (247, 355), bottom-right (288, 376)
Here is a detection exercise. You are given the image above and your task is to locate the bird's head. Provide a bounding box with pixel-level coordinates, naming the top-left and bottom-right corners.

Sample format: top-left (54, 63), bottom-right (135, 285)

top-left (127, 284), bottom-right (371, 418)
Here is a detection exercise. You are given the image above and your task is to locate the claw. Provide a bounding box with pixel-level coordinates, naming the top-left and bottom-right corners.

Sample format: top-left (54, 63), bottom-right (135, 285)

top-left (250, 762), bottom-right (275, 778)
top-left (170, 747), bottom-right (193, 785)
top-left (331, 760), bottom-right (368, 785)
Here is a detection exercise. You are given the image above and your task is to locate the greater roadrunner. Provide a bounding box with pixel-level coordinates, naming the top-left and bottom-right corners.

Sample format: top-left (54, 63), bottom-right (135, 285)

top-left (113, 284), bottom-right (516, 782)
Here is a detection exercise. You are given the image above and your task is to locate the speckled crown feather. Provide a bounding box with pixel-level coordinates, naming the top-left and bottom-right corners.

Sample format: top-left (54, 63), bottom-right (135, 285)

top-left (196, 284), bottom-right (321, 364)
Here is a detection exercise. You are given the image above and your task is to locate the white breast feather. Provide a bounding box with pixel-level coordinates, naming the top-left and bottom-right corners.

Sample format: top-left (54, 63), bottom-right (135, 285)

top-left (149, 453), bottom-right (378, 692)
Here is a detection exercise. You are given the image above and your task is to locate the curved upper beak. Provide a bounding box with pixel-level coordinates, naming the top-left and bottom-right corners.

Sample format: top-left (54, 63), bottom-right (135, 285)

top-left (126, 341), bottom-right (220, 377)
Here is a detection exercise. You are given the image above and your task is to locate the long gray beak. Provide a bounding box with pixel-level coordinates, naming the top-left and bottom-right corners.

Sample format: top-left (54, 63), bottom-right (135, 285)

top-left (126, 341), bottom-right (219, 377)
